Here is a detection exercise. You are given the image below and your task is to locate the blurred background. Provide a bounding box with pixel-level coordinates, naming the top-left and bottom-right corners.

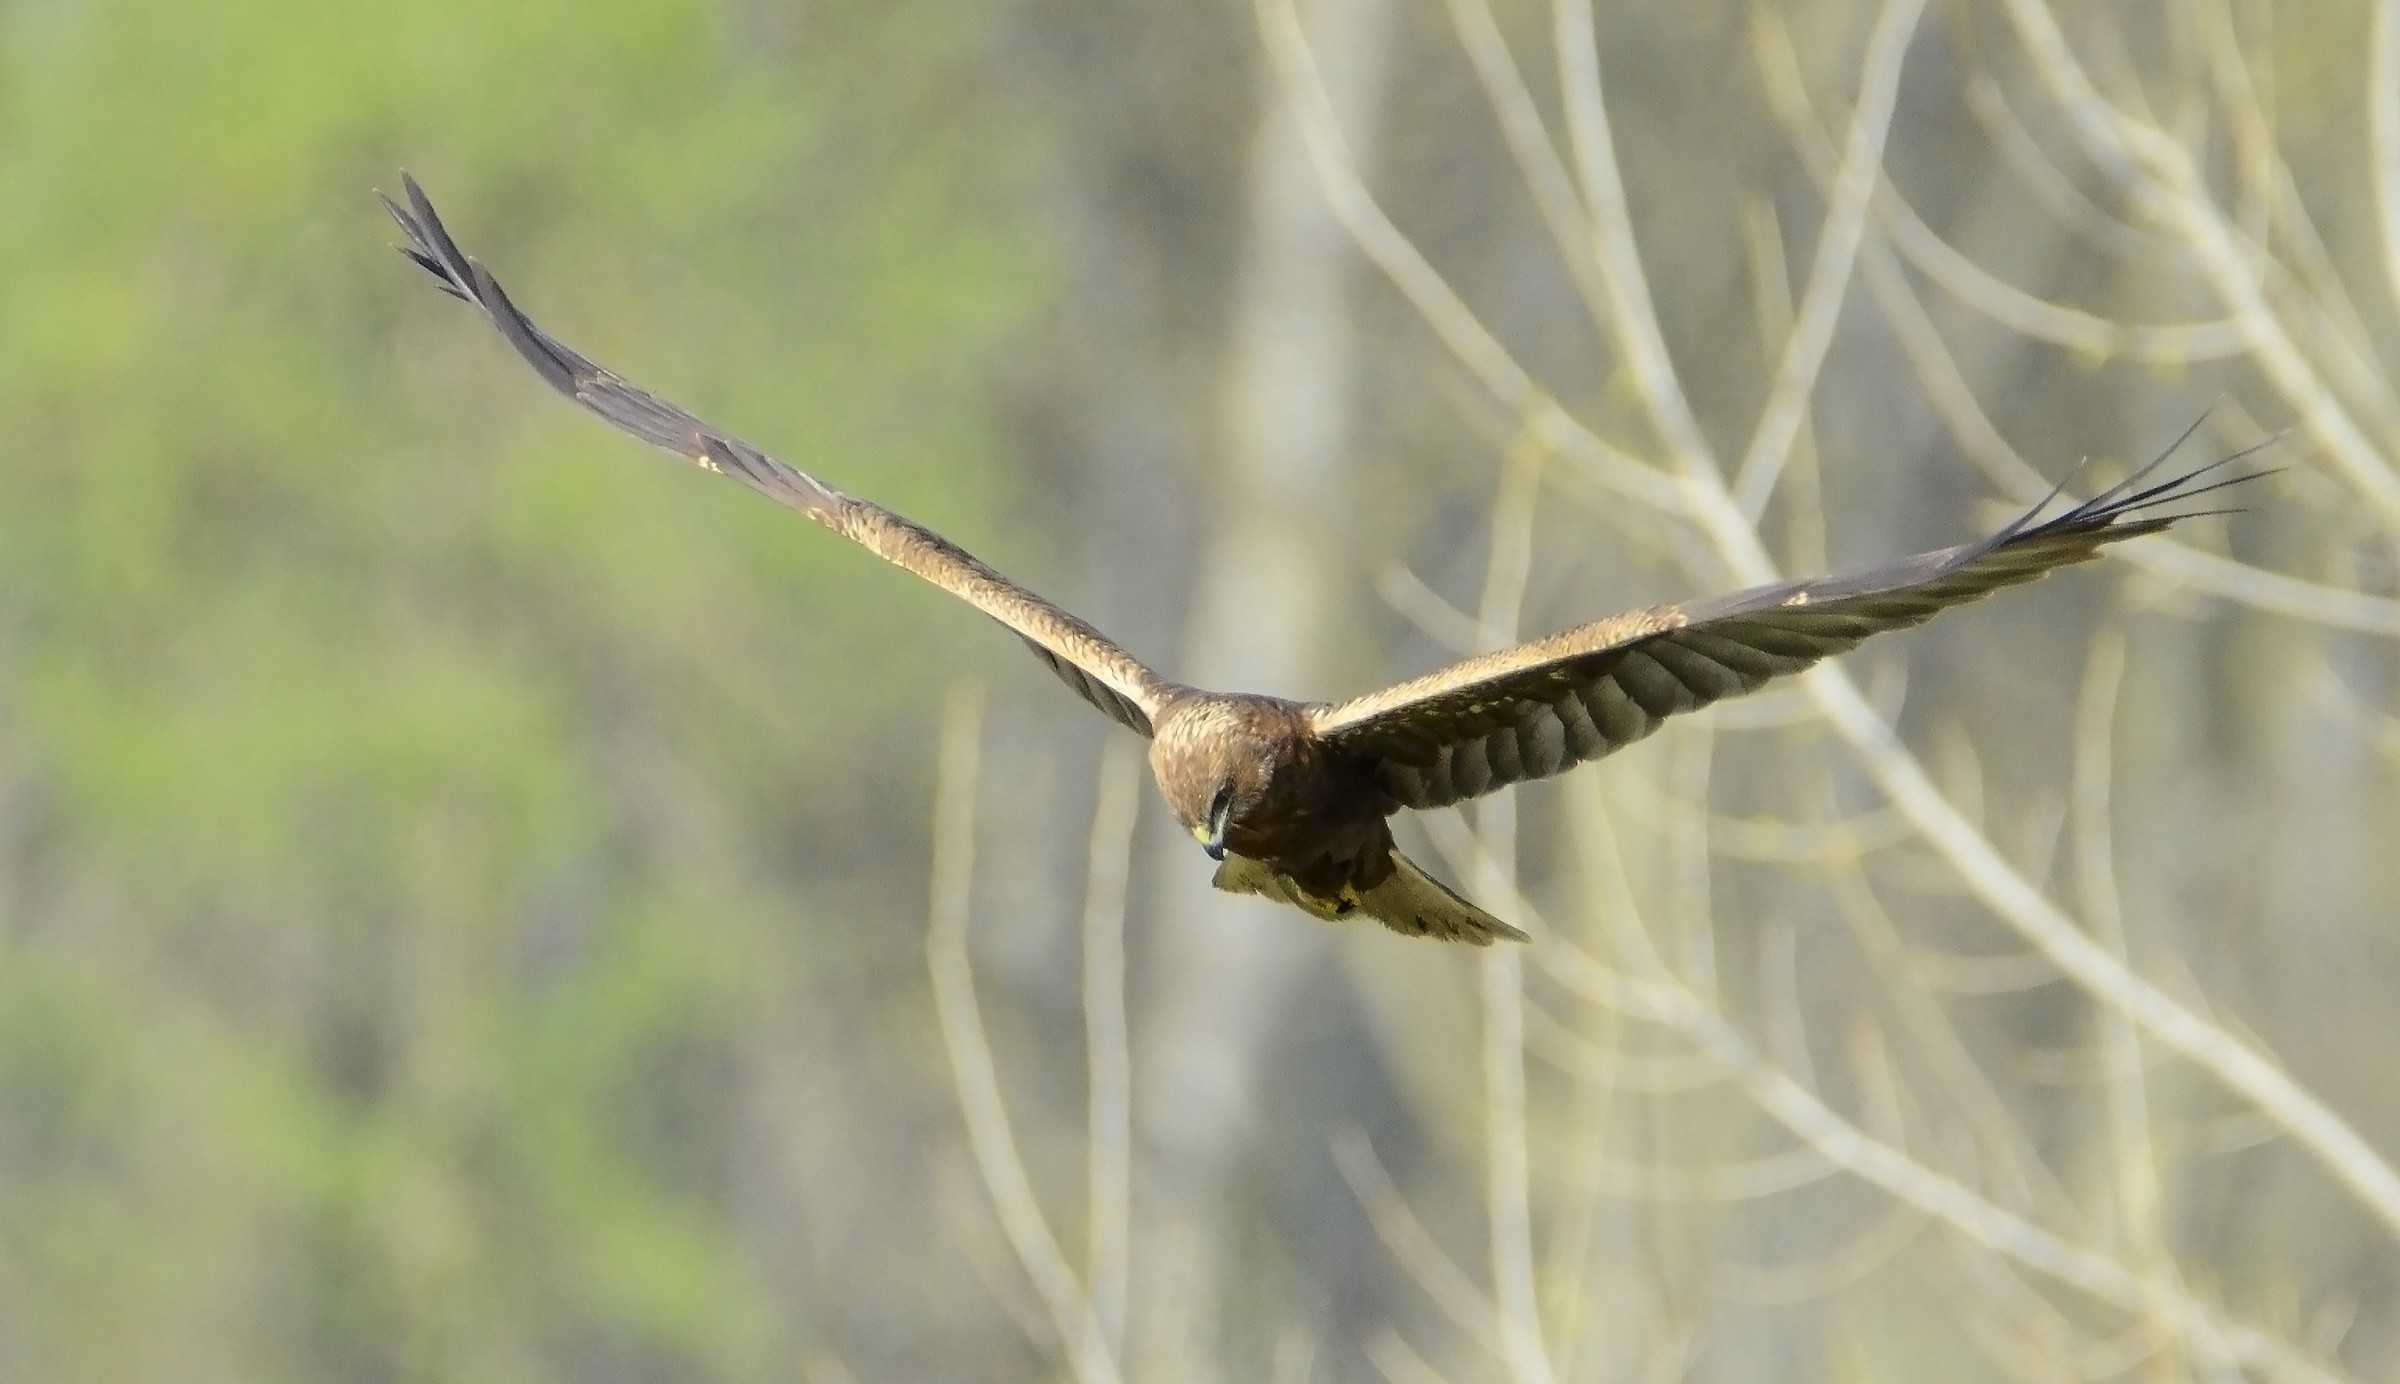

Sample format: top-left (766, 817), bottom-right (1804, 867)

top-left (2, 0), bottom-right (2397, 1379)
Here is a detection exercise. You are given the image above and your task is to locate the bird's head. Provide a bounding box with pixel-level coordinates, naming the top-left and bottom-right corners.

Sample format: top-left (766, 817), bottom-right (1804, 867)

top-left (1150, 699), bottom-right (1294, 862)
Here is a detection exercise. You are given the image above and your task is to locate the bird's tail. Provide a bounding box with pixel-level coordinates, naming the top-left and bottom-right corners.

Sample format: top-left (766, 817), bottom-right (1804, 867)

top-left (1211, 850), bottom-right (1529, 946)
top-left (1365, 851), bottom-right (1531, 945)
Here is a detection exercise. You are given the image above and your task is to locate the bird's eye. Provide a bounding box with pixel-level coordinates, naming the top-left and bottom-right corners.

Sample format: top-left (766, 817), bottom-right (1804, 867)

top-left (1208, 782), bottom-right (1234, 821)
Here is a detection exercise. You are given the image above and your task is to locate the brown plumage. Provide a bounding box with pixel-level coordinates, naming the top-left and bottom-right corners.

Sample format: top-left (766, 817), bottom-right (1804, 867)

top-left (385, 174), bottom-right (2261, 946)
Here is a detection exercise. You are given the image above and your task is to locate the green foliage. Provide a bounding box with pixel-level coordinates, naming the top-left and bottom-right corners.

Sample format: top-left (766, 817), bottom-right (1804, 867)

top-left (0, 0), bottom-right (1051, 1376)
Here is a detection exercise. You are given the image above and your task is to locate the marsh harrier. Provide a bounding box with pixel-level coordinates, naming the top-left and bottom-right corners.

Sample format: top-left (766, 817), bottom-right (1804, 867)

top-left (385, 175), bottom-right (2255, 945)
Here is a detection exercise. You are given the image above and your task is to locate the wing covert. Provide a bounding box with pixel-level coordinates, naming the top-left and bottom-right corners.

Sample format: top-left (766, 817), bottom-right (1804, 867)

top-left (1314, 452), bottom-right (2259, 810)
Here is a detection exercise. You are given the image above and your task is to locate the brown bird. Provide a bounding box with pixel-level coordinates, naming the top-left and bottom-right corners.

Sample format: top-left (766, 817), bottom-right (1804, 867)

top-left (384, 175), bottom-right (2258, 946)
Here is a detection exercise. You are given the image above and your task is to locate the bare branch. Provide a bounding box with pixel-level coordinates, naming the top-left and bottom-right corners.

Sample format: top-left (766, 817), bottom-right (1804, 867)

top-left (1256, 0), bottom-right (1684, 513)
top-left (926, 689), bottom-right (1123, 1384)
top-left (1081, 739), bottom-right (1144, 1352)
top-left (1330, 1128), bottom-right (1505, 1357)
top-left (2377, 0), bottom-right (2400, 325)
top-left (1997, 0), bottom-right (2400, 531)
top-left (1470, 428), bottom-right (1557, 1384)
top-left (1562, 780), bottom-right (2353, 1384)
top-left (1730, 0), bottom-right (1930, 518)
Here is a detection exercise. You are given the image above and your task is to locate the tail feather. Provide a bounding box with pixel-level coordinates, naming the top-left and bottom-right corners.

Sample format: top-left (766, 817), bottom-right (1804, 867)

top-left (1364, 852), bottom-right (1530, 945)
top-left (1210, 851), bottom-right (1529, 946)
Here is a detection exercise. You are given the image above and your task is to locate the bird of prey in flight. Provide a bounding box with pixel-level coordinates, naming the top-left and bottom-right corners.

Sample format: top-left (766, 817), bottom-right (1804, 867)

top-left (384, 174), bottom-right (2257, 946)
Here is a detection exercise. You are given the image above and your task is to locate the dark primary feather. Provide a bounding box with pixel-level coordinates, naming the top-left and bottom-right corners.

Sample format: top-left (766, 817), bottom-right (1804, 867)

top-left (1314, 451), bottom-right (2262, 811)
top-left (382, 174), bottom-right (1179, 735)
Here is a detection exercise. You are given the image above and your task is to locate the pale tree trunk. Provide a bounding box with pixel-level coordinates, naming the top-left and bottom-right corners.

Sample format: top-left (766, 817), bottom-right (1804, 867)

top-left (1131, 0), bottom-right (1396, 1371)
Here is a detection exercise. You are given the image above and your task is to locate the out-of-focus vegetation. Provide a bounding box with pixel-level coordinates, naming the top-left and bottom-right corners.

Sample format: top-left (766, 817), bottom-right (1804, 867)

top-left (0, 0), bottom-right (1057, 1377)
top-left (3, 0), bottom-right (2399, 1380)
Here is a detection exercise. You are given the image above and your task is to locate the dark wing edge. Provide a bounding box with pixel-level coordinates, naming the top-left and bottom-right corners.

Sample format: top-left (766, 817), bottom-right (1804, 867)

top-left (381, 173), bottom-right (1179, 736)
top-left (1313, 445), bottom-right (2266, 810)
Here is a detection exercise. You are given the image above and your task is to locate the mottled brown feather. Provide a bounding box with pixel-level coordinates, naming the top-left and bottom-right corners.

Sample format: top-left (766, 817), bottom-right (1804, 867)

top-left (383, 175), bottom-right (1181, 736)
top-left (1313, 471), bottom-right (2243, 812)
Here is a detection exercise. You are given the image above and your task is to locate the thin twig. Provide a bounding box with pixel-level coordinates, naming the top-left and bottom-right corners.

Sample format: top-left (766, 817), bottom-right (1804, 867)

top-left (1563, 779), bottom-right (2353, 1384)
top-left (1553, 0), bottom-right (1714, 473)
top-left (1471, 427), bottom-right (1557, 1384)
top-left (2071, 631), bottom-right (2195, 1372)
top-left (1804, 659), bottom-right (2400, 1241)
top-left (1366, 1327), bottom-right (1457, 1384)
top-left (1753, 10), bottom-right (2247, 365)
top-left (1738, 194), bottom-right (1830, 575)
top-left (1730, 0), bottom-right (1931, 518)
top-left (1082, 738), bottom-right (1144, 1352)
top-left (1543, 1145), bottom-right (1839, 1204)
top-left (926, 688), bottom-right (1123, 1384)
top-left (1717, 1197), bottom-right (1928, 1305)
top-left (1998, 0), bottom-right (2400, 531)
top-left (1444, 0), bottom-right (1616, 339)
top-left (1257, 0), bottom-right (1685, 514)
top-left (2376, 0), bottom-right (2400, 329)
top-left (1330, 1128), bottom-right (1506, 1357)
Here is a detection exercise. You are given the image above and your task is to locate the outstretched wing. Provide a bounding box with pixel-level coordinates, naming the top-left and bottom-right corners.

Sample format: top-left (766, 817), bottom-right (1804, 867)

top-left (1314, 450), bottom-right (2261, 810)
top-left (383, 174), bottom-right (1182, 736)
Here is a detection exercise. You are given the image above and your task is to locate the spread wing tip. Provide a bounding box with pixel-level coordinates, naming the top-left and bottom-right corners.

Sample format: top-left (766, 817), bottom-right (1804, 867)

top-left (377, 172), bottom-right (736, 458)
top-left (1997, 428), bottom-right (2277, 551)
top-left (381, 174), bottom-right (471, 295)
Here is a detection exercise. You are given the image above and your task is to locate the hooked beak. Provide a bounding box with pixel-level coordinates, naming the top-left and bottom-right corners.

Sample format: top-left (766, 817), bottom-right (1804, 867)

top-left (1195, 798), bottom-right (1232, 861)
